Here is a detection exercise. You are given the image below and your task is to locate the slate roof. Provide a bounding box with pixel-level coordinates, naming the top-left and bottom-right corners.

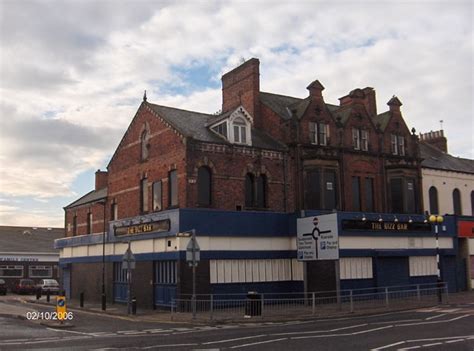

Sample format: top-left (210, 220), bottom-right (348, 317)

top-left (0, 226), bottom-right (63, 253)
top-left (64, 187), bottom-right (107, 209)
top-left (420, 143), bottom-right (474, 174)
top-left (147, 103), bottom-right (286, 151)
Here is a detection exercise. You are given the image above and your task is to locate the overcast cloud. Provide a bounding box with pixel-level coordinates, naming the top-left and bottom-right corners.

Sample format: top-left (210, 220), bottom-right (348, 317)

top-left (0, 0), bottom-right (472, 227)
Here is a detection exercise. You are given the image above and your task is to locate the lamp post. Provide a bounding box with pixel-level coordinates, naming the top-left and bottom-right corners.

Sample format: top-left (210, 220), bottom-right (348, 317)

top-left (428, 214), bottom-right (444, 303)
top-left (98, 199), bottom-right (107, 311)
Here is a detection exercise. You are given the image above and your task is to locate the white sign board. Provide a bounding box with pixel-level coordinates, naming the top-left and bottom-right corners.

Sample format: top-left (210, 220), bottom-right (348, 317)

top-left (297, 213), bottom-right (339, 261)
top-left (122, 248), bottom-right (136, 270)
top-left (186, 236), bottom-right (200, 264)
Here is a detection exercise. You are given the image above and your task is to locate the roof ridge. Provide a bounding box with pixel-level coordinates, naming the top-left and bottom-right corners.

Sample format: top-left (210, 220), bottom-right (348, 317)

top-left (148, 102), bottom-right (215, 117)
top-left (260, 91), bottom-right (303, 101)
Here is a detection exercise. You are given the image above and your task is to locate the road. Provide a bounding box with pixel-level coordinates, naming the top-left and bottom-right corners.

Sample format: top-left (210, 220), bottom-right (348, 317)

top-left (0, 297), bottom-right (473, 350)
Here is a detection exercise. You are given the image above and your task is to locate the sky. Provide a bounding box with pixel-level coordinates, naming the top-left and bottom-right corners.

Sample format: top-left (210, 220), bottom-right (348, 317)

top-left (0, 0), bottom-right (472, 228)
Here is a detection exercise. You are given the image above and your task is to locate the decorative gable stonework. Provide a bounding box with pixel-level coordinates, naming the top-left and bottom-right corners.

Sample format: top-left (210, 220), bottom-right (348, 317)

top-left (65, 58), bottom-right (425, 237)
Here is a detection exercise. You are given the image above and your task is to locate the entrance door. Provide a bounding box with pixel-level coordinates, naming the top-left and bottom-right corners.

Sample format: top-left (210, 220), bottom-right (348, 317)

top-left (154, 261), bottom-right (177, 307)
top-left (375, 257), bottom-right (409, 288)
top-left (61, 265), bottom-right (71, 299)
top-left (113, 262), bottom-right (128, 303)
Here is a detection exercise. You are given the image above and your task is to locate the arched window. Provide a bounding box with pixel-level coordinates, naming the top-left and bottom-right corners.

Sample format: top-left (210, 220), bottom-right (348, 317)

top-left (453, 188), bottom-right (462, 215)
top-left (429, 186), bottom-right (439, 214)
top-left (256, 174), bottom-right (267, 208)
top-left (141, 129), bottom-right (149, 160)
top-left (197, 166), bottom-right (212, 207)
top-left (233, 117), bottom-right (247, 144)
top-left (471, 191), bottom-right (474, 216)
top-left (245, 173), bottom-right (255, 208)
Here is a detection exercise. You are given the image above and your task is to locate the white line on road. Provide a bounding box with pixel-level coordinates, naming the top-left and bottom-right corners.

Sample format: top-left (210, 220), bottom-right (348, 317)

top-left (398, 346), bottom-right (420, 350)
top-left (371, 340), bottom-right (405, 350)
top-left (291, 325), bottom-right (393, 340)
top-left (229, 337), bottom-right (287, 349)
top-left (424, 314), bottom-right (446, 320)
top-left (396, 314), bottom-right (470, 326)
top-left (272, 323), bottom-right (368, 336)
top-left (421, 342), bottom-right (442, 347)
top-left (352, 326), bottom-right (393, 335)
top-left (372, 319), bottom-right (421, 325)
top-left (141, 343), bottom-right (198, 349)
top-left (46, 327), bottom-right (94, 335)
top-left (203, 334), bottom-right (267, 345)
top-left (445, 339), bottom-right (465, 344)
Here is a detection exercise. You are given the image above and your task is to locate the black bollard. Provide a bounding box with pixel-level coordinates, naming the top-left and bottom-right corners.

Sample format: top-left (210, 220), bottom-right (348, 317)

top-left (46, 290), bottom-right (50, 303)
top-left (36, 289), bottom-right (41, 300)
top-left (131, 297), bottom-right (137, 315)
top-left (80, 292), bottom-right (84, 308)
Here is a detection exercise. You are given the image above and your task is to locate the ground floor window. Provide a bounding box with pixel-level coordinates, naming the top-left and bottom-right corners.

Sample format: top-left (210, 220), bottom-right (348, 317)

top-left (339, 257), bottom-right (373, 280)
top-left (154, 261), bottom-right (177, 284)
top-left (209, 259), bottom-right (303, 284)
top-left (409, 256), bottom-right (437, 277)
top-left (0, 265), bottom-right (23, 278)
top-left (29, 265), bottom-right (52, 278)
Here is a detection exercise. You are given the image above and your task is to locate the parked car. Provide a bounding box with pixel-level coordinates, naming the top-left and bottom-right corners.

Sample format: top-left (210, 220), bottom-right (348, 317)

top-left (0, 279), bottom-right (7, 295)
top-left (12, 279), bottom-right (36, 295)
top-left (36, 279), bottom-right (59, 294)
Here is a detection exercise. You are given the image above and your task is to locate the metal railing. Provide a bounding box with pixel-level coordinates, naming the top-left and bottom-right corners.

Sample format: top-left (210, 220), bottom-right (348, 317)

top-left (171, 282), bottom-right (448, 321)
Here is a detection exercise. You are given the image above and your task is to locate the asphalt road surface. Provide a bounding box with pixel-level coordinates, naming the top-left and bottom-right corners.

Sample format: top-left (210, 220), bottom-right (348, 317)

top-left (1, 299), bottom-right (473, 350)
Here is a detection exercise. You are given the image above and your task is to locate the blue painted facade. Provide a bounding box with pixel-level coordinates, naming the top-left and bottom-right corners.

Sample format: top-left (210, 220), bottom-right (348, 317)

top-left (56, 208), bottom-right (464, 301)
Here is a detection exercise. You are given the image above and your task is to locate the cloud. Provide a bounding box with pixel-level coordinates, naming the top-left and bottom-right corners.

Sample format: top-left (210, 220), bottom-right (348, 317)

top-left (0, 0), bottom-right (472, 226)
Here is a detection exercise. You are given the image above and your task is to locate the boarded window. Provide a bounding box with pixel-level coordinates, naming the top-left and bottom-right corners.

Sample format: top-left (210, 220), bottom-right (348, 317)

top-left (390, 178), bottom-right (403, 213)
top-left (140, 178), bottom-right (148, 212)
top-left (365, 177), bottom-right (374, 212)
top-left (409, 256), bottom-right (437, 277)
top-left (339, 258), bottom-right (373, 280)
top-left (87, 212), bottom-right (93, 234)
top-left (256, 174), bottom-right (267, 208)
top-left (197, 167), bottom-right (211, 207)
top-left (352, 177), bottom-right (361, 211)
top-left (245, 173), bottom-right (255, 208)
top-left (406, 179), bottom-right (416, 213)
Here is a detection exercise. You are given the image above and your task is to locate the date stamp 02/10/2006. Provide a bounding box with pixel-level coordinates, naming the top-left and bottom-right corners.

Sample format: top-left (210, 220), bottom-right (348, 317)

top-left (26, 311), bottom-right (74, 321)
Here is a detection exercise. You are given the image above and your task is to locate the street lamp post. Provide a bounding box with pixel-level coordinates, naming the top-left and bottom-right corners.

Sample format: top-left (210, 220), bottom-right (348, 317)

top-left (429, 214), bottom-right (444, 303)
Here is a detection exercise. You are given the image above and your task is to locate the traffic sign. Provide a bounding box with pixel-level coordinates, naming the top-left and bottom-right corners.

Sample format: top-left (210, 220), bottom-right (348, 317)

top-left (56, 295), bottom-right (67, 320)
top-left (122, 247), bottom-right (136, 270)
top-left (186, 236), bottom-right (200, 263)
top-left (297, 213), bottom-right (339, 261)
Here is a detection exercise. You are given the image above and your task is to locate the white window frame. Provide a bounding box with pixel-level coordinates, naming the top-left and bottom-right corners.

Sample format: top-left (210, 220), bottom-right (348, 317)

top-left (29, 265), bottom-right (53, 278)
top-left (361, 130), bottom-right (369, 151)
top-left (352, 128), bottom-right (360, 150)
top-left (232, 117), bottom-right (248, 144)
top-left (398, 136), bottom-right (405, 156)
top-left (309, 122), bottom-right (318, 144)
top-left (0, 265), bottom-right (24, 278)
top-left (319, 123), bottom-right (329, 146)
top-left (391, 134), bottom-right (398, 155)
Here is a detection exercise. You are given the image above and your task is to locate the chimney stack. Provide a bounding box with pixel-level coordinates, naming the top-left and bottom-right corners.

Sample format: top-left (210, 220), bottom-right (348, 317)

top-left (419, 130), bottom-right (448, 153)
top-left (222, 58), bottom-right (260, 126)
top-left (387, 96), bottom-right (402, 113)
top-left (339, 88), bottom-right (366, 107)
top-left (362, 87), bottom-right (377, 116)
top-left (306, 80), bottom-right (325, 100)
top-left (95, 170), bottom-right (108, 190)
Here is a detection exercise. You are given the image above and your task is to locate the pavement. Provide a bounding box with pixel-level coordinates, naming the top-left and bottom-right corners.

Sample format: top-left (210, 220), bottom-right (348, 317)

top-left (2, 290), bottom-right (473, 324)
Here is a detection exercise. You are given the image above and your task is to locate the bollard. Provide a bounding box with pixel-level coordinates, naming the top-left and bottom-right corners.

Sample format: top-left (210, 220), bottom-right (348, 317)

top-left (80, 292), bottom-right (84, 308)
top-left (46, 290), bottom-right (50, 303)
top-left (131, 297), bottom-right (137, 315)
top-left (36, 289), bottom-right (41, 300)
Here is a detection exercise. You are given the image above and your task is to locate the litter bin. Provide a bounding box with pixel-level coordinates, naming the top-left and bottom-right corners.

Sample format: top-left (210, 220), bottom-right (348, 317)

top-left (245, 291), bottom-right (261, 317)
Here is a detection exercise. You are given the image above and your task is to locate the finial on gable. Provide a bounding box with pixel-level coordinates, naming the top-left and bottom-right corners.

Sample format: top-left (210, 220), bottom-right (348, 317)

top-left (143, 90), bottom-right (147, 102)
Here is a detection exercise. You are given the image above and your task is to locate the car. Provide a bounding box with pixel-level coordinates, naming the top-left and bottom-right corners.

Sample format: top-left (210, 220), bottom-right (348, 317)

top-left (12, 279), bottom-right (36, 295)
top-left (0, 279), bottom-right (6, 295)
top-left (36, 279), bottom-right (59, 294)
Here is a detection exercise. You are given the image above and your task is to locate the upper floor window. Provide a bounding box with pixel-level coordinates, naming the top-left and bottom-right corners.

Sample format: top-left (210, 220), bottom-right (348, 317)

top-left (352, 128), bottom-right (368, 151)
top-left (152, 181), bottom-right (162, 211)
top-left (389, 177), bottom-right (418, 213)
top-left (140, 177), bottom-right (148, 213)
top-left (87, 211), bottom-right (93, 234)
top-left (453, 188), bottom-right (462, 215)
top-left (245, 173), bottom-right (255, 208)
top-left (169, 170), bottom-right (178, 207)
top-left (352, 176), bottom-right (361, 211)
top-left (244, 173), bottom-right (267, 209)
top-left (310, 122), bottom-right (329, 146)
top-left (232, 117), bottom-right (247, 144)
top-left (111, 203), bottom-right (118, 221)
top-left (305, 168), bottom-right (338, 210)
top-left (141, 129), bottom-right (149, 161)
top-left (197, 167), bottom-right (212, 207)
top-left (211, 122), bottom-right (227, 138)
top-left (256, 174), bottom-right (267, 208)
top-left (429, 186), bottom-right (439, 214)
top-left (365, 177), bottom-right (375, 212)
top-left (72, 214), bottom-right (77, 236)
top-left (391, 134), bottom-right (405, 155)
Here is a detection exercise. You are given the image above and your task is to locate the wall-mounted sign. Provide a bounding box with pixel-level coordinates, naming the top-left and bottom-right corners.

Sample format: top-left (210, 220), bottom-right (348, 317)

top-left (458, 221), bottom-right (474, 238)
top-left (0, 257), bottom-right (40, 262)
top-left (341, 220), bottom-right (431, 232)
top-left (115, 219), bottom-right (170, 236)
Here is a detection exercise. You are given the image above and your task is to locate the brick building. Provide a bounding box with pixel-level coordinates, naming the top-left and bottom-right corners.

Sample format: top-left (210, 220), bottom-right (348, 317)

top-left (57, 59), bottom-right (462, 308)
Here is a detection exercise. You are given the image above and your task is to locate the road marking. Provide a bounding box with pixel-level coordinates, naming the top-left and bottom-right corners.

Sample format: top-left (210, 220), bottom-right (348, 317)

top-left (292, 325), bottom-right (393, 340)
top-left (203, 334), bottom-right (267, 345)
top-left (143, 328), bottom-right (168, 333)
top-left (273, 323), bottom-right (368, 336)
top-left (352, 326), bottom-right (393, 335)
top-left (440, 308), bottom-right (460, 313)
top-left (445, 339), bottom-right (464, 343)
top-left (398, 346), bottom-right (420, 350)
top-left (396, 314), bottom-right (469, 326)
top-left (421, 342), bottom-right (442, 347)
top-left (424, 314), bottom-right (446, 320)
top-left (47, 327), bottom-right (94, 335)
top-left (372, 319), bottom-right (421, 324)
top-left (142, 343), bottom-right (198, 349)
top-left (229, 337), bottom-right (287, 349)
top-left (371, 340), bottom-right (405, 350)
